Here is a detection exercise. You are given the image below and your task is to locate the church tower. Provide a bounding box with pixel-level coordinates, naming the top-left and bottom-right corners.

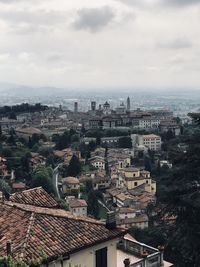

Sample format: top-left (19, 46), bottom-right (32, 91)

top-left (127, 97), bottom-right (130, 111)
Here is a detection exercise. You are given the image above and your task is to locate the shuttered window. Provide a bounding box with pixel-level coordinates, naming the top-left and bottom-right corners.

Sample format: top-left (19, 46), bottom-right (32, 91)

top-left (95, 247), bottom-right (107, 267)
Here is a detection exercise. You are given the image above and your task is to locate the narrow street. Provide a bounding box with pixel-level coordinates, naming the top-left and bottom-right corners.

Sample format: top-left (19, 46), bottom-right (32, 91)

top-left (53, 165), bottom-right (61, 199)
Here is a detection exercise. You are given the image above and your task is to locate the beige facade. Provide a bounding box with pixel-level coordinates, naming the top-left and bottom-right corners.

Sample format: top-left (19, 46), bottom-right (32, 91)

top-left (123, 168), bottom-right (156, 194)
top-left (124, 168), bottom-right (140, 178)
top-left (48, 239), bottom-right (119, 267)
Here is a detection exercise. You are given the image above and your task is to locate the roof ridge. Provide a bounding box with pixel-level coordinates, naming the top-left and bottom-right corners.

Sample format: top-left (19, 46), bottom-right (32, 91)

top-left (20, 212), bottom-right (35, 259)
top-left (6, 202), bottom-right (104, 226)
top-left (11, 187), bottom-right (42, 196)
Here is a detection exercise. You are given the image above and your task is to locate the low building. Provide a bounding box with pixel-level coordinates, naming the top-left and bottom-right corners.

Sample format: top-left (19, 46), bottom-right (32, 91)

top-left (62, 176), bottom-right (80, 194)
top-left (117, 214), bottom-right (149, 229)
top-left (159, 119), bottom-right (181, 136)
top-left (101, 136), bottom-right (124, 148)
top-left (123, 167), bottom-right (156, 194)
top-left (93, 176), bottom-right (111, 190)
top-left (160, 160), bottom-right (172, 168)
top-left (131, 134), bottom-right (161, 151)
top-left (0, 202), bottom-right (125, 267)
top-left (15, 127), bottom-right (42, 138)
top-left (0, 189), bottom-right (172, 267)
top-left (89, 156), bottom-right (106, 170)
top-left (67, 197), bottom-right (88, 216)
top-left (11, 182), bottom-right (27, 193)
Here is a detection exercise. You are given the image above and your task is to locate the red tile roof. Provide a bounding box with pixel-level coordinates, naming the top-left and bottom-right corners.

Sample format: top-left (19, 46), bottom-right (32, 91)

top-left (0, 202), bottom-right (125, 262)
top-left (10, 187), bottom-right (58, 208)
top-left (11, 182), bottom-right (26, 190)
top-left (68, 199), bottom-right (87, 208)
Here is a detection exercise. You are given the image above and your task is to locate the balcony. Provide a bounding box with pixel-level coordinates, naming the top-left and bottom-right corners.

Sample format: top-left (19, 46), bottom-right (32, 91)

top-left (117, 237), bottom-right (173, 267)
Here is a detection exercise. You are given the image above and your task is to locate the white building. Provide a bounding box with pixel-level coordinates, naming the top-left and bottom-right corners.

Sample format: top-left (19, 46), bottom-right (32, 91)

top-left (89, 156), bottom-right (106, 170)
top-left (138, 118), bottom-right (160, 129)
top-left (131, 134), bottom-right (161, 151)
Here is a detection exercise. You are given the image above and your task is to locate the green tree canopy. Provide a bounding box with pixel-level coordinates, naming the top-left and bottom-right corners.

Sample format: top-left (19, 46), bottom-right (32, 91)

top-left (31, 165), bottom-right (54, 195)
top-left (67, 155), bottom-right (81, 177)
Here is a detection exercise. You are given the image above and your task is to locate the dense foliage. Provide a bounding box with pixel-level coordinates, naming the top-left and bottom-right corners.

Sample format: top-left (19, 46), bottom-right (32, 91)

top-left (132, 114), bottom-right (200, 267)
top-left (0, 103), bottom-right (48, 116)
top-left (0, 257), bottom-right (41, 267)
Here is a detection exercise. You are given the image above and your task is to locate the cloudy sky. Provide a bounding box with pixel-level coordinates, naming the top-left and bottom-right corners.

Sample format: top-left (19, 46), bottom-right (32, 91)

top-left (0, 0), bottom-right (200, 90)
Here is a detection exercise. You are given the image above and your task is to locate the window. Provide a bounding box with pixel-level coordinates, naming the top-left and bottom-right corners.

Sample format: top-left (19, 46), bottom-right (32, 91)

top-left (96, 247), bottom-right (107, 267)
top-left (134, 182), bottom-right (138, 186)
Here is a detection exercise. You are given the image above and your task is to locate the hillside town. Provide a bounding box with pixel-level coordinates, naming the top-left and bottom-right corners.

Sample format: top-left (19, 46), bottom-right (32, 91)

top-left (0, 98), bottom-right (187, 266)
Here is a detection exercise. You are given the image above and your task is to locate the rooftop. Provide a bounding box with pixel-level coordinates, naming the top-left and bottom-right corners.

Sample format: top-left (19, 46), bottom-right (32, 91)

top-left (10, 187), bottom-right (58, 208)
top-left (143, 134), bottom-right (160, 138)
top-left (0, 202), bottom-right (124, 262)
top-left (16, 127), bottom-right (42, 135)
top-left (68, 198), bottom-right (87, 208)
top-left (62, 176), bottom-right (80, 184)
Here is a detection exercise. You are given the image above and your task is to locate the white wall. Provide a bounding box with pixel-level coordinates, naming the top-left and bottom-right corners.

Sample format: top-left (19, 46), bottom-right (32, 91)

top-left (49, 239), bottom-right (119, 267)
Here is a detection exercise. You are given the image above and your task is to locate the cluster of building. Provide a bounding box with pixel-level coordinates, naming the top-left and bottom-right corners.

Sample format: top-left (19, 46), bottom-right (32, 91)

top-left (58, 144), bottom-right (156, 230)
top-left (0, 97), bottom-right (181, 136)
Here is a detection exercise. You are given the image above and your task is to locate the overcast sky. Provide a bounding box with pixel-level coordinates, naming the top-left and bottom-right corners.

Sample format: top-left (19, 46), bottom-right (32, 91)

top-left (0, 0), bottom-right (200, 90)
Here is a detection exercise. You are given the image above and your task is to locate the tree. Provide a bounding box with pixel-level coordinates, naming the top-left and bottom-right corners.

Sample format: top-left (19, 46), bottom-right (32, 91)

top-left (87, 190), bottom-right (99, 219)
top-left (118, 137), bottom-right (132, 148)
top-left (31, 165), bottom-right (55, 195)
top-left (9, 111), bottom-right (17, 120)
top-left (7, 132), bottom-right (16, 145)
top-left (85, 179), bottom-right (93, 193)
top-left (0, 256), bottom-right (42, 267)
top-left (144, 156), bottom-right (152, 172)
top-left (67, 155), bottom-right (81, 177)
top-left (55, 131), bottom-right (70, 150)
top-left (156, 113), bottom-right (200, 266)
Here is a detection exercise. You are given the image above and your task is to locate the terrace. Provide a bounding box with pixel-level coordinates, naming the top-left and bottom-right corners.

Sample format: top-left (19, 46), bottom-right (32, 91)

top-left (117, 236), bottom-right (173, 267)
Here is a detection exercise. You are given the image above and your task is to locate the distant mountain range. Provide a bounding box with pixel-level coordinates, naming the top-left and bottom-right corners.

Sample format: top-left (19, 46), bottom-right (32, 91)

top-left (0, 82), bottom-right (69, 96)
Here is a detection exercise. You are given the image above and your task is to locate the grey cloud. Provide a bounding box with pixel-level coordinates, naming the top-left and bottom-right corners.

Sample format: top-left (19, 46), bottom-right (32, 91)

top-left (117, 0), bottom-right (200, 8)
top-left (162, 0), bottom-right (200, 7)
top-left (72, 6), bottom-right (115, 32)
top-left (158, 38), bottom-right (193, 49)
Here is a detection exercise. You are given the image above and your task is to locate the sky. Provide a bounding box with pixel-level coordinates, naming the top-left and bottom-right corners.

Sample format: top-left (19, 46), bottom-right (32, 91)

top-left (0, 0), bottom-right (200, 90)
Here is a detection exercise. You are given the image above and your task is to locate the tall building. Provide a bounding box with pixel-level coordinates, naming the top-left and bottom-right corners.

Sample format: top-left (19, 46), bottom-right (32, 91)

top-left (74, 102), bottom-right (78, 113)
top-left (91, 101), bottom-right (96, 111)
top-left (127, 97), bottom-right (130, 111)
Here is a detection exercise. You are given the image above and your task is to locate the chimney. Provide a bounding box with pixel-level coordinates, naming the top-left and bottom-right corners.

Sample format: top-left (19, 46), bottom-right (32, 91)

top-left (6, 241), bottom-right (12, 256)
top-left (106, 211), bottom-right (116, 230)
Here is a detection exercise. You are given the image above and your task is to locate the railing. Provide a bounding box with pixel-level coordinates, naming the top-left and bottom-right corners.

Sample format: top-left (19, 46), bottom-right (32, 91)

top-left (118, 239), bottom-right (161, 267)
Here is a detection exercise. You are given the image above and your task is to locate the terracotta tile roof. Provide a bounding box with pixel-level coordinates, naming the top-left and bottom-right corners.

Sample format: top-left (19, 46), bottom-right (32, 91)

top-left (117, 214), bottom-right (148, 225)
top-left (68, 199), bottom-right (87, 208)
top-left (118, 207), bottom-right (136, 214)
top-left (143, 134), bottom-right (160, 139)
top-left (10, 187), bottom-right (58, 208)
top-left (62, 177), bottom-right (80, 184)
top-left (0, 202), bottom-right (125, 262)
top-left (12, 182), bottom-right (26, 190)
top-left (16, 127), bottom-right (42, 135)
